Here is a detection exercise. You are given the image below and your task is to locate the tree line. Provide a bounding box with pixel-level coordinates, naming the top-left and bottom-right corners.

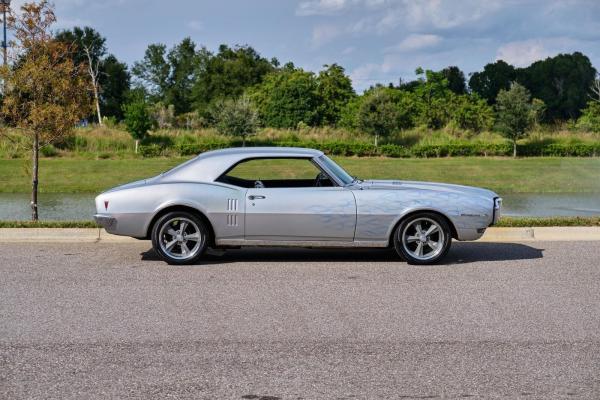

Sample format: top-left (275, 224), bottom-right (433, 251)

top-left (46, 26), bottom-right (599, 132)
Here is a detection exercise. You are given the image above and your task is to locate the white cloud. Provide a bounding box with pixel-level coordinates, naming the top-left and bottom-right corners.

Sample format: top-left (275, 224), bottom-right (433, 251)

top-left (296, 0), bottom-right (350, 16)
top-left (347, 0), bottom-right (502, 34)
top-left (496, 39), bottom-right (550, 67)
top-left (388, 33), bottom-right (442, 52)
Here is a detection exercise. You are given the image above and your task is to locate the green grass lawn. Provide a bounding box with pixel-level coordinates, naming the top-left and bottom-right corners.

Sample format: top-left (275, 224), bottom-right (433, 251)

top-left (1, 157), bottom-right (599, 194)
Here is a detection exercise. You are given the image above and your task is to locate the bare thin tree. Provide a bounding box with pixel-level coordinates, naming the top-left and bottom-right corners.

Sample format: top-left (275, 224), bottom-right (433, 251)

top-left (590, 73), bottom-right (600, 103)
top-left (83, 43), bottom-right (103, 124)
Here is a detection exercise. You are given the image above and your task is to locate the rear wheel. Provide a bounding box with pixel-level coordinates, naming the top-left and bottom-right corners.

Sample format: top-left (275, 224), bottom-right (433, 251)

top-left (393, 213), bottom-right (452, 265)
top-left (151, 211), bottom-right (208, 265)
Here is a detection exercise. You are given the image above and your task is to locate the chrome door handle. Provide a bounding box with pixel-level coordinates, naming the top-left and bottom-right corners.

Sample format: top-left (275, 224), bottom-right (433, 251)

top-left (248, 195), bottom-right (266, 200)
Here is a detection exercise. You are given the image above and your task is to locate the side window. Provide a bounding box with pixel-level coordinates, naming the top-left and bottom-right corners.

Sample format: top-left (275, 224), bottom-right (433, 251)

top-left (217, 158), bottom-right (335, 188)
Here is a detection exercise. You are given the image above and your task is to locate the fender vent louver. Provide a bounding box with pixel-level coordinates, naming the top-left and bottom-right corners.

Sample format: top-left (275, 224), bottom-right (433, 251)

top-left (226, 199), bottom-right (239, 226)
top-left (227, 199), bottom-right (238, 211)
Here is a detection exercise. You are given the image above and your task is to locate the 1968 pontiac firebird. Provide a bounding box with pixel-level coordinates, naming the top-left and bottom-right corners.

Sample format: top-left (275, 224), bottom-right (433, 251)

top-left (94, 147), bottom-right (502, 265)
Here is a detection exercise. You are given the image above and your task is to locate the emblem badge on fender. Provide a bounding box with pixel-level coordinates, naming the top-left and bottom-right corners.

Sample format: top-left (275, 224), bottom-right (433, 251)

top-left (104, 200), bottom-right (109, 210)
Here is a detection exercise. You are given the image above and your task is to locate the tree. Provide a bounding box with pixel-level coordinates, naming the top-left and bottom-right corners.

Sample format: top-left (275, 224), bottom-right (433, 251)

top-left (166, 38), bottom-right (202, 114)
top-left (316, 64), bottom-right (355, 126)
top-left (99, 55), bottom-right (130, 120)
top-left (0, 1), bottom-right (92, 220)
top-left (441, 66), bottom-right (467, 95)
top-left (56, 26), bottom-right (107, 124)
top-left (516, 52), bottom-right (596, 120)
top-left (469, 60), bottom-right (516, 104)
top-left (133, 38), bottom-right (218, 115)
top-left (338, 96), bottom-right (363, 130)
top-left (212, 95), bottom-right (259, 146)
top-left (192, 44), bottom-right (276, 113)
top-left (55, 26), bottom-right (106, 65)
top-left (577, 101), bottom-right (600, 133)
top-left (123, 92), bottom-right (153, 153)
top-left (495, 83), bottom-right (534, 157)
top-left (357, 87), bottom-right (399, 147)
top-left (451, 95), bottom-right (494, 133)
top-left (249, 68), bottom-right (320, 128)
top-left (132, 43), bottom-right (170, 100)
top-left (413, 69), bottom-right (453, 129)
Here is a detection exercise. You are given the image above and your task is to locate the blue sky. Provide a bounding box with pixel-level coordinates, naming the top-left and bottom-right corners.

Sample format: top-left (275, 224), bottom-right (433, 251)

top-left (20, 0), bottom-right (600, 91)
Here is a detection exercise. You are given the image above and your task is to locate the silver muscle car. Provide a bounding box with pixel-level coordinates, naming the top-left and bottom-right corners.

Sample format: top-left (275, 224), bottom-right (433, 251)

top-left (94, 147), bottom-right (502, 265)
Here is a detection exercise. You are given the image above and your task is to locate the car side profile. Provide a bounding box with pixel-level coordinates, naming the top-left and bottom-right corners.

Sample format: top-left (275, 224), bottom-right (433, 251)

top-left (94, 147), bottom-right (501, 265)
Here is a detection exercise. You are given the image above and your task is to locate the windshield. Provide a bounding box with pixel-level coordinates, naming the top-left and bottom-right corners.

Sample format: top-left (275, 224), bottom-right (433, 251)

top-left (318, 155), bottom-right (355, 185)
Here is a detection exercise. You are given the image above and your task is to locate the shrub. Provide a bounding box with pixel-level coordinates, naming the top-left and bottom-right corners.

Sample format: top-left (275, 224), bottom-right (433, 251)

top-left (451, 95), bottom-right (494, 133)
top-left (212, 95), bottom-right (259, 146)
top-left (358, 87), bottom-right (400, 147)
top-left (138, 144), bottom-right (164, 158)
top-left (40, 144), bottom-right (58, 157)
top-left (577, 101), bottom-right (600, 133)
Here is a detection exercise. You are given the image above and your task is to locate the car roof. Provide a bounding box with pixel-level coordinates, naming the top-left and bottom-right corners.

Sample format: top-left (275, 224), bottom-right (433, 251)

top-left (201, 147), bottom-right (323, 158)
top-left (160, 147), bottom-right (325, 183)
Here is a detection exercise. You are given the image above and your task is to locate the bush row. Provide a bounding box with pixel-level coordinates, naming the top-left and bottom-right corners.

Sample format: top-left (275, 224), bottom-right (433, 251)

top-left (138, 139), bottom-right (600, 158)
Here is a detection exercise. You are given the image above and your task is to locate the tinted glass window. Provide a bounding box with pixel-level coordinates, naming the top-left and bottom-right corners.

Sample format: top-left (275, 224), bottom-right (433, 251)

top-left (217, 158), bottom-right (334, 188)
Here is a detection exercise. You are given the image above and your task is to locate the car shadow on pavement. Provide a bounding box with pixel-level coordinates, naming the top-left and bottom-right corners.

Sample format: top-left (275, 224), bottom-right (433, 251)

top-left (141, 242), bottom-right (543, 265)
top-left (446, 242), bottom-right (544, 264)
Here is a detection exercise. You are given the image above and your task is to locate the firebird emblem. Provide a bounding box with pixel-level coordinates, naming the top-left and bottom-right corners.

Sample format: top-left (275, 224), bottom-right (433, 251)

top-left (104, 200), bottom-right (109, 210)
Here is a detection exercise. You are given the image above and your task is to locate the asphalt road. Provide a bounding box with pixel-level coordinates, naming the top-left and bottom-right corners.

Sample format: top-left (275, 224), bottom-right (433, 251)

top-left (1, 241), bottom-right (599, 399)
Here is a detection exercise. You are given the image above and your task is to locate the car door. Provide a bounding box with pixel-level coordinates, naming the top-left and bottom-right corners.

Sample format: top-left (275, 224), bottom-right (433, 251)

top-left (244, 186), bottom-right (356, 241)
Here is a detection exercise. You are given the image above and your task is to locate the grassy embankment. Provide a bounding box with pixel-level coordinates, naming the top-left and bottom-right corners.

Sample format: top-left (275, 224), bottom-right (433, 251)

top-left (1, 157), bottom-right (599, 194)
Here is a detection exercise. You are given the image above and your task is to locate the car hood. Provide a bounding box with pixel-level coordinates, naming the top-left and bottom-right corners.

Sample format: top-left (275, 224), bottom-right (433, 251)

top-left (358, 179), bottom-right (498, 200)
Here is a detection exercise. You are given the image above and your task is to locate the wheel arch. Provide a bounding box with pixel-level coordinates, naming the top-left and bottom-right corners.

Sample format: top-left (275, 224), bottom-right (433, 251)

top-left (145, 205), bottom-right (216, 246)
top-left (387, 209), bottom-right (458, 246)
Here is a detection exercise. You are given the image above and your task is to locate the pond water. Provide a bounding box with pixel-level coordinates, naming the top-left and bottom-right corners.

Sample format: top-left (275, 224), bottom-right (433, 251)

top-left (0, 192), bottom-right (599, 221)
top-left (0, 193), bottom-right (96, 221)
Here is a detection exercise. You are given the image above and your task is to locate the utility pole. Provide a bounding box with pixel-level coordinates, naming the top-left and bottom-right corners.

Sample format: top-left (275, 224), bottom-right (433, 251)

top-left (0, 0), bottom-right (10, 66)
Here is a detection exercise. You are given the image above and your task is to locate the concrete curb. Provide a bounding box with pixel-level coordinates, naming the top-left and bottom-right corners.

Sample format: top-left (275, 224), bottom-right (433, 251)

top-left (0, 228), bottom-right (138, 243)
top-left (1, 227), bottom-right (600, 243)
top-left (479, 227), bottom-right (600, 242)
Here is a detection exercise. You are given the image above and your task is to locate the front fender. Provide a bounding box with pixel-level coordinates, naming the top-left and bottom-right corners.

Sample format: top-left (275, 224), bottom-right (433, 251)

top-left (353, 189), bottom-right (493, 242)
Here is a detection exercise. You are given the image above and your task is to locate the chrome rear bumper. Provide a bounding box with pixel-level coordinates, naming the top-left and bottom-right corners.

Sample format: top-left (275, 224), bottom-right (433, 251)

top-left (94, 214), bottom-right (117, 230)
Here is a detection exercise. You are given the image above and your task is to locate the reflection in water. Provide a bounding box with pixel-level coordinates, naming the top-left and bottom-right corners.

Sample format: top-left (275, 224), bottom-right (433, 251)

top-left (0, 192), bottom-right (599, 221)
top-left (0, 193), bottom-right (96, 221)
top-left (501, 193), bottom-right (600, 217)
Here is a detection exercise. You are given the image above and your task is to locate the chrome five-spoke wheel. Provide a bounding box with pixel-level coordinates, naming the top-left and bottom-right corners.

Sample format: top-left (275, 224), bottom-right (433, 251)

top-left (152, 212), bottom-right (208, 265)
top-left (394, 213), bottom-right (452, 265)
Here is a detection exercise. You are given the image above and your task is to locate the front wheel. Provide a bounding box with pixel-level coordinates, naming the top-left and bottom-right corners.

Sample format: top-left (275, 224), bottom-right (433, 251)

top-left (393, 213), bottom-right (452, 265)
top-left (151, 211), bottom-right (209, 265)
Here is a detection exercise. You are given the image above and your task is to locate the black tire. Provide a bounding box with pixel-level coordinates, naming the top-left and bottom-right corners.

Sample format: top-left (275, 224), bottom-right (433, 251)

top-left (151, 211), bottom-right (209, 265)
top-left (393, 212), bottom-right (452, 265)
